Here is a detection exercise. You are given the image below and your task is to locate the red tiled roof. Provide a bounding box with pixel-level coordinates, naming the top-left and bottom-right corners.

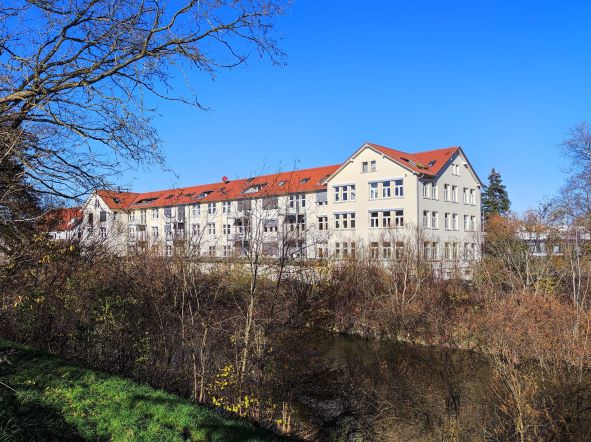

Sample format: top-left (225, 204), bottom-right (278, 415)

top-left (368, 144), bottom-right (459, 176)
top-left (97, 164), bottom-right (340, 210)
top-left (96, 190), bottom-right (139, 210)
top-left (44, 207), bottom-right (83, 231)
top-left (95, 144), bottom-right (462, 211)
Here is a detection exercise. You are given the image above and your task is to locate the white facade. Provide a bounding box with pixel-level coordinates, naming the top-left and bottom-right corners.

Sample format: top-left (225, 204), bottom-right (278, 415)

top-left (75, 143), bottom-right (482, 269)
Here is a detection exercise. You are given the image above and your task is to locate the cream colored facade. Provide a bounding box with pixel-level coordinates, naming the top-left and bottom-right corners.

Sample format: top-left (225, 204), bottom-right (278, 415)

top-left (77, 143), bottom-right (482, 270)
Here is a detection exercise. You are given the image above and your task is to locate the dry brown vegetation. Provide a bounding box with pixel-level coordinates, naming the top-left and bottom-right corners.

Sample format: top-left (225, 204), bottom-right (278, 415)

top-left (1, 215), bottom-right (590, 440)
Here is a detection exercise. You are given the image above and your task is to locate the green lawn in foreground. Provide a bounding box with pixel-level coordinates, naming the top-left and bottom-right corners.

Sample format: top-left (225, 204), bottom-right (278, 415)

top-left (0, 340), bottom-right (283, 442)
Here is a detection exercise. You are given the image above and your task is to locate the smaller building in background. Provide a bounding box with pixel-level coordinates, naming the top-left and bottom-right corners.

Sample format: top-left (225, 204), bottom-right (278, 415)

top-left (45, 207), bottom-right (83, 241)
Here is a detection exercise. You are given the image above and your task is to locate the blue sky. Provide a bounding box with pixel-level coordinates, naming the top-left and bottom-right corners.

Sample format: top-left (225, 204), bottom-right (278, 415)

top-left (124, 0), bottom-right (591, 213)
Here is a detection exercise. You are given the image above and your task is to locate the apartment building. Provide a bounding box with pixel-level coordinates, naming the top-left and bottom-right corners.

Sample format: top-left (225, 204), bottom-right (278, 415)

top-left (70, 142), bottom-right (482, 268)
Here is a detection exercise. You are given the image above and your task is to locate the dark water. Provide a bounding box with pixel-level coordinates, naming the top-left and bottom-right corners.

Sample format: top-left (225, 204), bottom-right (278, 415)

top-left (281, 333), bottom-right (492, 441)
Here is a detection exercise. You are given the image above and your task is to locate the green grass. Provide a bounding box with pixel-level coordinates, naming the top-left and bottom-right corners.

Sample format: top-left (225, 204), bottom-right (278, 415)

top-left (0, 340), bottom-right (283, 442)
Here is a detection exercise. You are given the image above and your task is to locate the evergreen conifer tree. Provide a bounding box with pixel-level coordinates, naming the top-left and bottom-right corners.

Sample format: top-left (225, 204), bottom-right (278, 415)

top-left (482, 168), bottom-right (511, 219)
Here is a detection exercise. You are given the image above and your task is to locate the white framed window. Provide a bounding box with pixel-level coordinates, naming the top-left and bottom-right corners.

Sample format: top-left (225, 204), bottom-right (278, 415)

top-left (443, 184), bottom-right (450, 202)
top-left (431, 242), bottom-right (438, 260)
top-left (152, 208), bottom-right (159, 219)
top-left (223, 224), bottom-right (231, 235)
top-left (370, 242), bottom-right (379, 259)
top-left (334, 185), bottom-right (356, 202)
top-left (95, 199), bottom-right (100, 209)
top-left (431, 183), bottom-right (438, 200)
top-left (444, 213), bottom-right (451, 230)
top-left (452, 242), bottom-right (459, 259)
top-left (369, 182), bottom-right (379, 199)
top-left (362, 161), bottom-right (369, 173)
top-left (452, 164), bottom-right (460, 176)
top-left (470, 189), bottom-right (476, 205)
top-left (129, 211), bottom-right (135, 222)
top-left (382, 181), bottom-right (391, 198)
top-left (431, 211), bottom-right (438, 229)
top-left (451, 185), bottom-right (458, 203)
top-left (223, 245), bottom-right (230, 258)
top-left (289, 193), bottom-right (306, 208)
top-left (165, 245), bottom-right (172, 257)
top-left (192, 224), bottom-right (200, 236)
top-left (464, 215), bottom-right (470, 231)
top-left (222, 201), bottom-right (231, 213)
top-left (444, 242), bottom-right (451, 259)
top-left (382, 211), bottom-right (391, 228)
top-left (423, 182), bottom-right (430, 199)
top-left (208, 245), bottom-right (216, 257)
top-left (394, 210), bottom-right (404, 227)
top-left (452, 213), bottom-right (459, 231)
top-left (129, 226), bottom-right (136, 240)
top-left (192, 204), bottom-right (200, 216)
top-left (394, 179), bottom-right (404, 197)
top-left (208, 203), bottom-right (217, 215)
top-left (99, 227), bottom-right (107, 238)
top-left (152, 226), bottom-right (158, 238)
top-left (423, 210), bottom-right (430, 228)
top-left (334, 212), bottom-right (355, 229)
top-left (471, 216), bottom-right (477, 232)
top-left (370, 160), bottom-right (377, 172)
top-left (334, 242), bottom-right (341, 258)
top-left (382, 242), bottom-right (392, 259)
top-left (165, 223), bottom-right (172, 239)
top-left (370, 212), bottom-right (379, 228)
top-left (318, 216), bottom-right (328, 231)
top-left (207, 222), bottom-right (215, 235)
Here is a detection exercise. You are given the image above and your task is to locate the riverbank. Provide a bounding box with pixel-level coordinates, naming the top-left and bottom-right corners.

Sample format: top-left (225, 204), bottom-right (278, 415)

top-left (0, 340), bottom-right (283, 441)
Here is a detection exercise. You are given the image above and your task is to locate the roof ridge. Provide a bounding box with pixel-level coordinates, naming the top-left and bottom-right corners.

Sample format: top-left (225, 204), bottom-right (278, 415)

top-left (111, 163), bottom-right (342, 197)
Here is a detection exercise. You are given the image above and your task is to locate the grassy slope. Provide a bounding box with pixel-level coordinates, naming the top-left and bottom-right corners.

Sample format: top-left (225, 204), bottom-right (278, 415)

top-left (0, 340), bottom-right (282, 442)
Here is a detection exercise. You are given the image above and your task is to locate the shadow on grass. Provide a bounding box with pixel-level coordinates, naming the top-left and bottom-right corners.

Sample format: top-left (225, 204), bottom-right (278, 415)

top-left (0, 389), bottom-right (100, 442)
top-left (129, 394), bottom-right (285, 441)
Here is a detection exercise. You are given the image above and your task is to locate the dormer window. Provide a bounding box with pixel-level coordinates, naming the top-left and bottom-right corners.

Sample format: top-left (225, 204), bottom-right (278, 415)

top-left (278, 180), bottom-right (287, 186)
top-left (195, 191), bottom-right (213, 199)
top-left (362, 161), bottom-right (376, 173)
top-left (242, 183), bottom-right (267, 194)
top-left (300, 177), bottom-right (310, 183)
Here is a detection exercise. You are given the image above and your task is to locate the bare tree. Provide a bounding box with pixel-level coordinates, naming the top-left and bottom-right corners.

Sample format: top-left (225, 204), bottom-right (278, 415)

top-left (0, 0), bottom-right (285, 202)
top-left (557, 121), bottom-right (591, 222)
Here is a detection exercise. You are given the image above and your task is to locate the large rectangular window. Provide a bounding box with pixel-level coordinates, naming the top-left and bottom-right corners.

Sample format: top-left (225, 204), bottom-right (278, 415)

top-left (334, 185), bottom-right (356, 202)
top-left (394, 179), bottom-right (404, 197)
top-left (289, 193), bottom-right (306, 208)
top-left (370, 212), bottom-right (379, 228)
top-left (369, 182), bottom-right (379, 200)
top-left (334, 213), bottom-right (355, 229)
top-left (382, 181), bottom-right (391, 198)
